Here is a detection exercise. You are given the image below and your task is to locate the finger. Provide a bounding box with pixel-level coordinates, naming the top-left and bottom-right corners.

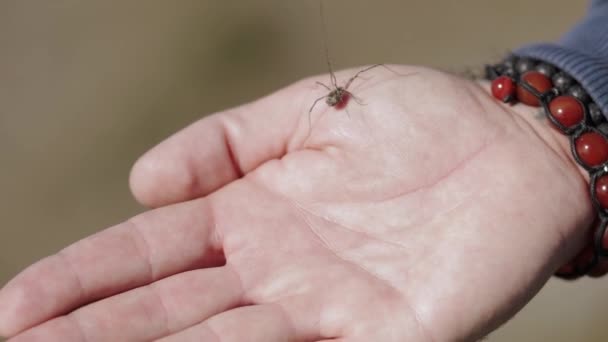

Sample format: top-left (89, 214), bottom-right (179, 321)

top-left (157, 304), bottom-right (297, 342)
top-left (129, 82), bottom-right (308, 208)
top-left (0, 198), bottom-right (223, 337)
top-left (8, 267), bottom-right (243, 341)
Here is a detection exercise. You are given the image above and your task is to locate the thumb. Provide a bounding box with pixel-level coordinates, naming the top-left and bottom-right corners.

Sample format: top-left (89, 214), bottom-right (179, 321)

top-left (129, 81), bottom-right (309, 208)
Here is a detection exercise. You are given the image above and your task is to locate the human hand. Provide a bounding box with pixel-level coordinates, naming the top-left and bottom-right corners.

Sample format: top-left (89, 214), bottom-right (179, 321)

top-left (0, 66), bottom-right (596, 341)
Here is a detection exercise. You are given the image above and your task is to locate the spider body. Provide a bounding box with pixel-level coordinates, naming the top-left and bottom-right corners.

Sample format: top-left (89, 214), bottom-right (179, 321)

top-left (326, 87), bottom-right (350, 108)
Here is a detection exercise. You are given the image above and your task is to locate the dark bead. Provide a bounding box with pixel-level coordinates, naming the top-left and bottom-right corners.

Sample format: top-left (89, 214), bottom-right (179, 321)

top-left (515, 58), bottom-right (536, 74)
top-left (589, 102), bottom-right (605, 125)
top-left (575, 131), bottom-right (608, 167)
top-left (567, 85), bottom-right (591, 103)
top-left (502, 55), bottom-right (518, 70)
top-left (548, 96), bottom-right (584, 129)
top-left (485, 65), bottom-right (500, 80)
top-left (552, 72), bottom-right (574, 92)
top-left (535, 63), bottom-right (557, 78)
top-left (503, 67), bottom-right (516, 78)
top-left (597, 123), bottom-right (608, 136)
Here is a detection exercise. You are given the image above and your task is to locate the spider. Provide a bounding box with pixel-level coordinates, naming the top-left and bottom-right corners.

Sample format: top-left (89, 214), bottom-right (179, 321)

top-left (307, 63), bottom-right (404, 130)
top-left (309, 64), bottom-right (384, 113)
top-left (307, 1), bottom-right (409, 131)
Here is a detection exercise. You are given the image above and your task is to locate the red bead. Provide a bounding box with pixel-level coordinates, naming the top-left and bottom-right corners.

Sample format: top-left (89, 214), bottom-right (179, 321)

top-left (491, 76), bottom-right (515, 102)
top-left (574, 245), bottom-right (595, 269)
top-left (556, 262), bottom-right (576, 277)
top-left (595, 175), bottom-right (608, 209)
top-left (588, 260), bottom-right (608, 278)
top-left (575, 132), bottom-right (608, 167)
top-left (516, 71), bottom-right (553, 106)
top-left (548, 95), bottom-right (584, 129)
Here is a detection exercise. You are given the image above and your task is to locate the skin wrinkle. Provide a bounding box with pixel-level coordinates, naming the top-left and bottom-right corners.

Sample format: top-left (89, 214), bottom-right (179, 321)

top-left (60, 273), bottom-right (168, 341)
top-left (56, 250), bottom-right (87, 308)
top-left (66, 313), bottom-right (91, 342)
top-left (239, 177), bottom-right (422, 339)
top-left (277, 294), bottom-right (326, 341)
top-left (247, 115), bottom-right (488, 337)
top-left (288, 200), bottom-right (435, 342)
top-left (125, 217), bottom-right (157, 282)
top-left (208, 221), bottom-right (225, 268)
top-left (292, 199), bottom-right (411, 252)
top-left (225, 135), bottom-right (245, 179)
top-left (269, 303), bottom-right (298, 342)
top-left (397, 200), bottom-right (479, 342)
top-left (309, 138), bottom-right (487, 237)
top-left (343, 113), bottom-right (411, 185)
top-left (286, 169), bottom-right (482, 342)
top-left (200, 321), bottom-right (222, 342)
top-left (145, 282), bottom-right (171, 338)
top-left (375, 140), bottom-right (489, 205)
top-left (177, 304), bottom-right (296, 342)
top-left (273, 83), bottom-right (310, 154)
top-left (403, 295), bottom-right (437, 342)
top-left (197, 194), bottom-right (227, 270)
top-left (307, 78), bottom-right (494, 206)
top-left (219, 115), bottom-right (247, 179)
top-left (338, 180), bottom-right (480, 239)
top-left (158, 265), bottom-right (246, 341)
top-left (183, 152), bottom-right (203, 203)
top-left (222, 263), bottom-right (246, 309)
top-left (505, 108), bottom-right (568, 169)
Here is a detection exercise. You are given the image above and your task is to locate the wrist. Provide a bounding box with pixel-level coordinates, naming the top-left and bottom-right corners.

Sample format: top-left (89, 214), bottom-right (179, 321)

top-left (483, 81), bottom-right (590, 183)
top-left (482, 56), bottom-right (608, 278)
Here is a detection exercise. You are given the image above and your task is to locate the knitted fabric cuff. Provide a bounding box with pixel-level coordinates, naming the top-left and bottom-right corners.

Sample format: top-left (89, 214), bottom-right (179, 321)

top-left (515, 1), bottom-right (608, 117)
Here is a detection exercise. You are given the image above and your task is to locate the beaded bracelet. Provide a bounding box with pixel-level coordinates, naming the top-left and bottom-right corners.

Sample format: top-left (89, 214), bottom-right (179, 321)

top-left (485, 55), bottom-right (608, 279)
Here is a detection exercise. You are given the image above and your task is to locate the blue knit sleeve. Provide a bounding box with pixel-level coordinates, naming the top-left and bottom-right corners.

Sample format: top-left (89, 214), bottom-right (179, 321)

top-left (515, 0), bottom-right (608, 115)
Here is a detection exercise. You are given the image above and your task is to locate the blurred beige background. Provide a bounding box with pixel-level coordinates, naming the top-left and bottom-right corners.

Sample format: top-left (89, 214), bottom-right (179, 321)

top-left (0, 1), bottom-right (606, 341)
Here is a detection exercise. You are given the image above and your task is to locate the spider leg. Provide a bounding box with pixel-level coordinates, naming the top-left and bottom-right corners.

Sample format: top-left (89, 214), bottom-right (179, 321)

top-left (485, 64), bottom-right (500, 80)
top-left (329, 70), bottom-right (338, 89)
top-left (343, 63), bottom-right (385, 90)
top-left (316, 81), bottom-right (332, 91)
top-left (377, 64), bottom-right (413, 77)
top-left (308, 95), bottom-right (329, 132)
top-left (350, 92), bottom-right (367, 106)
top-left (344, 64), bottom-right (417, 90)
top-left (345, 107), bottom-right (351, 119)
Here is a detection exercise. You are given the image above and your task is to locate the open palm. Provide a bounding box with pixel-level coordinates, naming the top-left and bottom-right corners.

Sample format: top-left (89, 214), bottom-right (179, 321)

top-left (0, 66), bottom-right (595, 341)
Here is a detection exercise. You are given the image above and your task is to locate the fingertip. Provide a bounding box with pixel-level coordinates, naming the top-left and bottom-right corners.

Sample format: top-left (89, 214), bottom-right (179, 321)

top-left (128, 120), bottom-right (239, 208)
top-left (129, 150), bottom-right (193, 208)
